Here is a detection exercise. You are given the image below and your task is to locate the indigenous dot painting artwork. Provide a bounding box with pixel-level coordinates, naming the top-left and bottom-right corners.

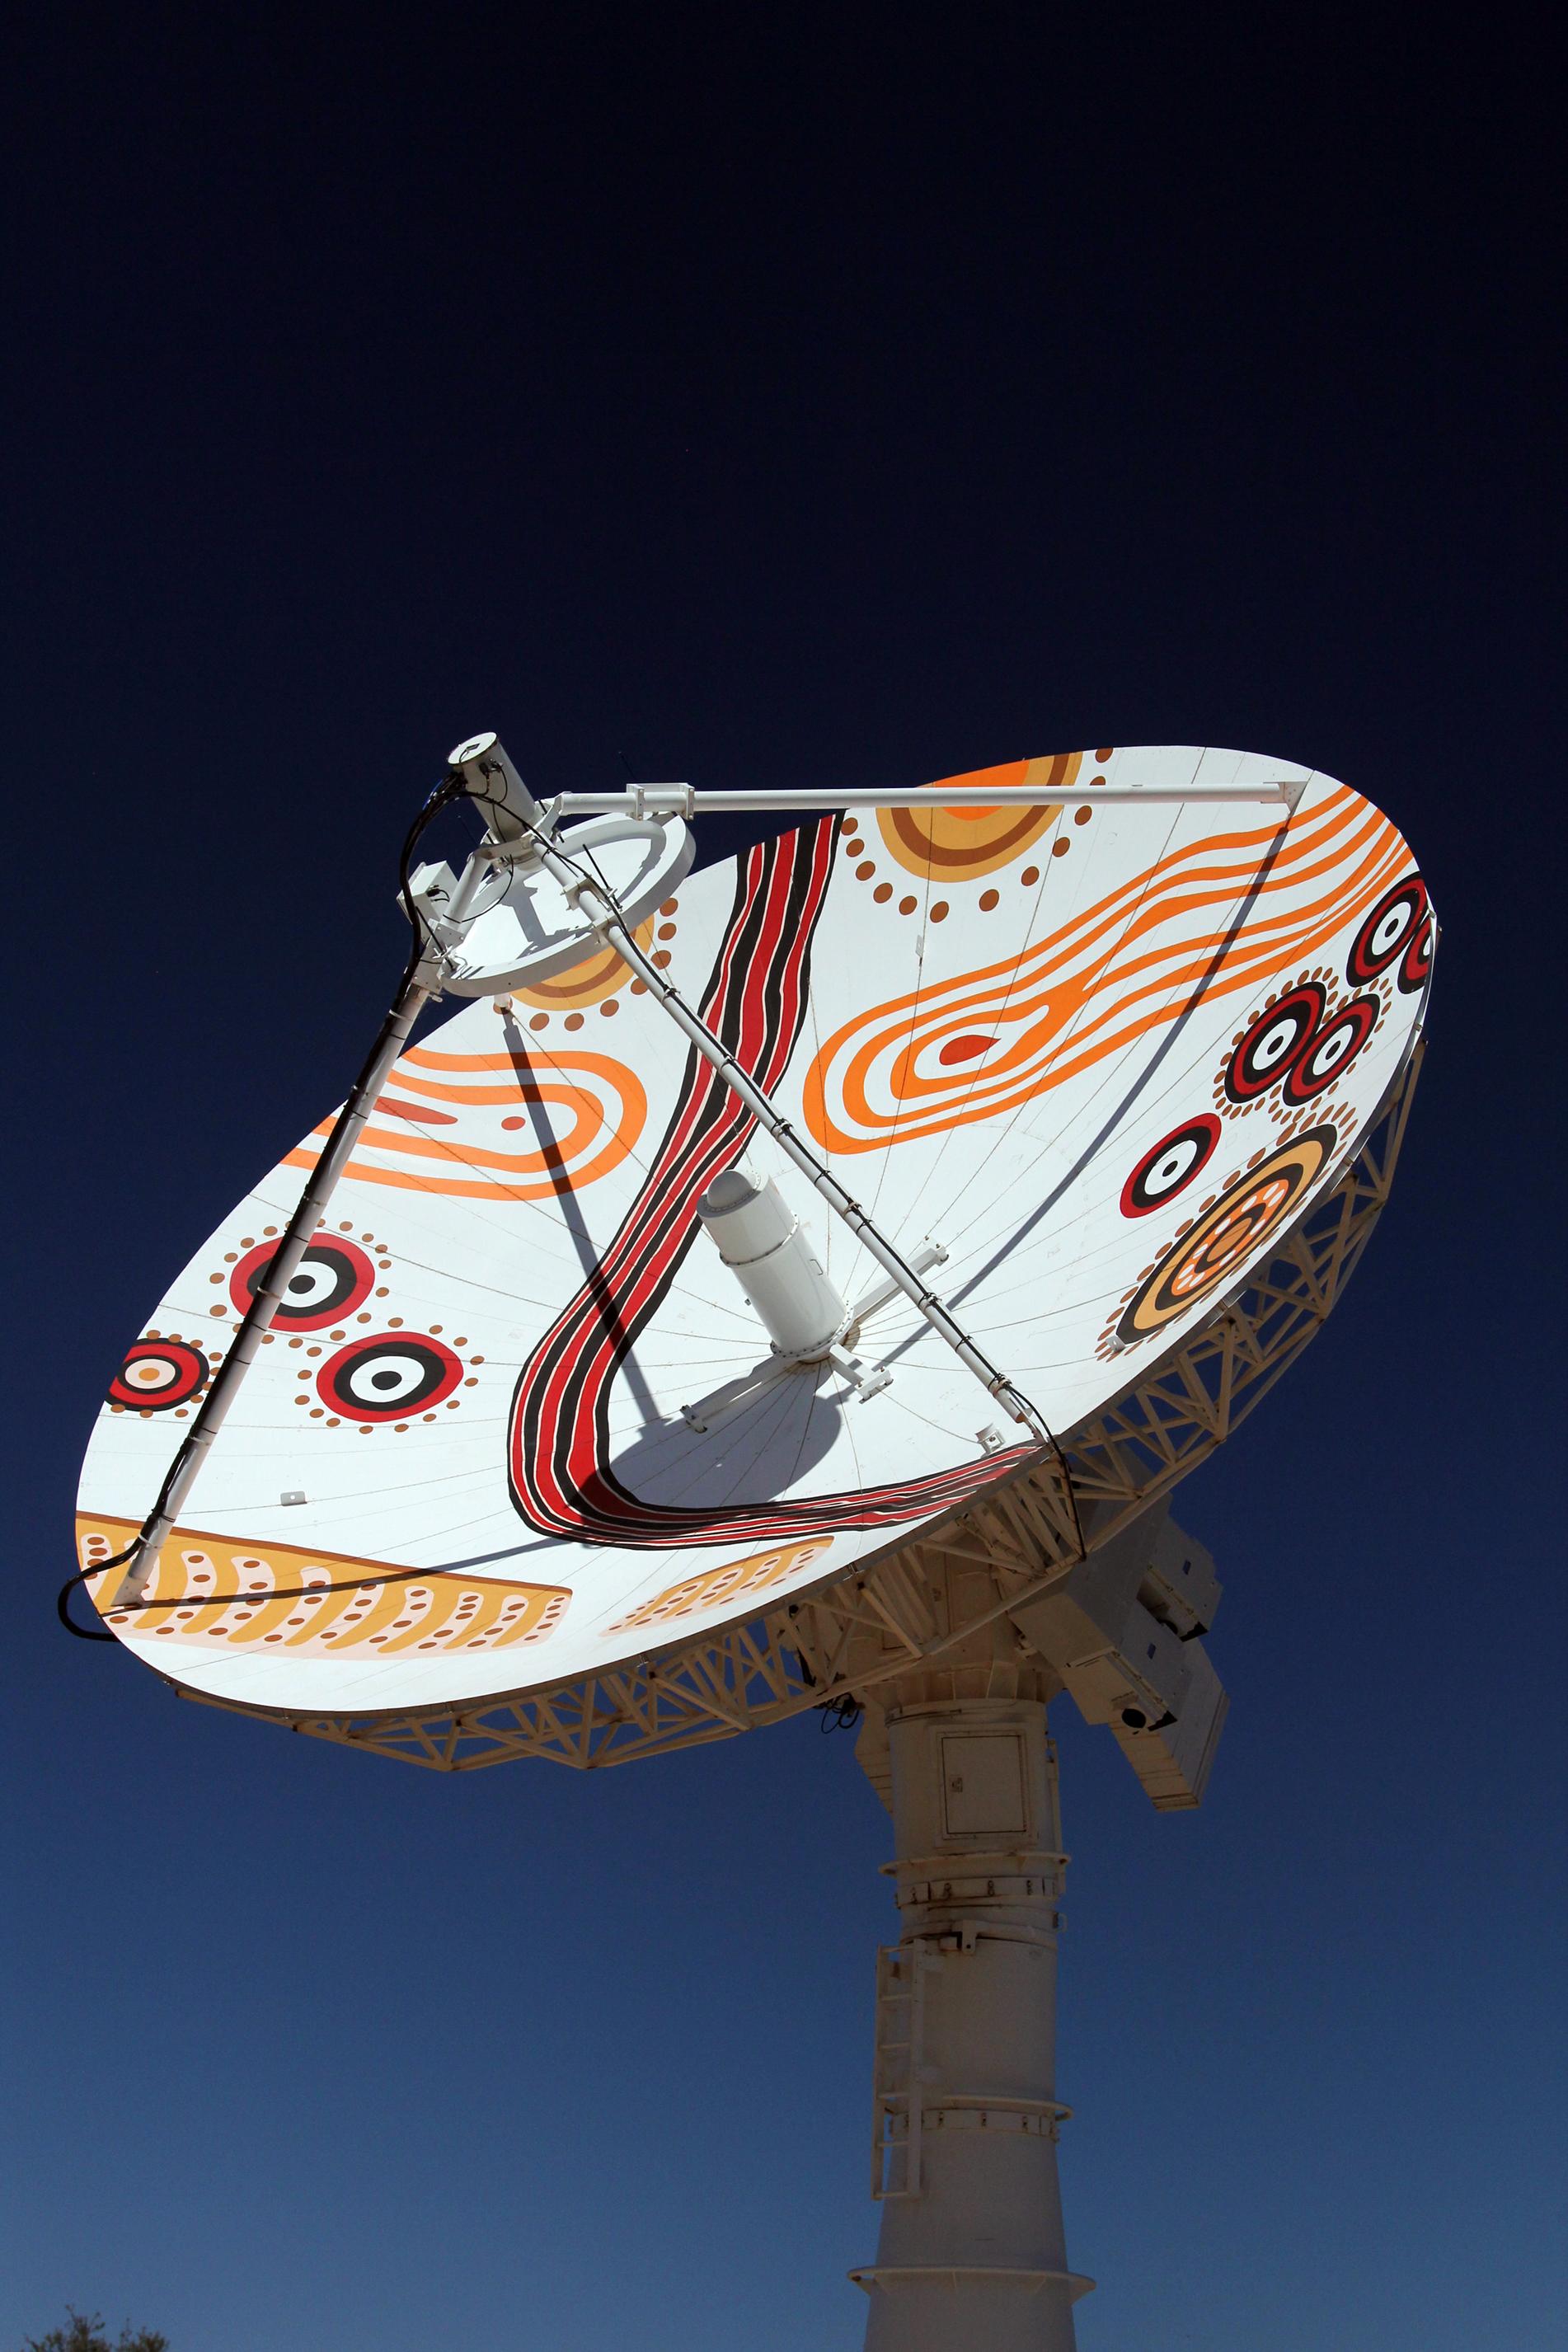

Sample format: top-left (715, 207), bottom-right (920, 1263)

top-left (77, 745), bottom-right (1431, 1716)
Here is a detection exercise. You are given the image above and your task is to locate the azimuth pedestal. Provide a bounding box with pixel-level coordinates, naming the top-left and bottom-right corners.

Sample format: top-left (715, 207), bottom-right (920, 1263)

top-left (853, 1666), bottom-right (1092, 2352)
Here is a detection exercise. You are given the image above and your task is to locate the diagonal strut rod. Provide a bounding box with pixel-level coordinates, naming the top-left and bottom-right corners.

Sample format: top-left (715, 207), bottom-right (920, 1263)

top-left (503, 807), bottom-right (1060, 1453)
top-left (106, 727), bottom-right (1254, 1617)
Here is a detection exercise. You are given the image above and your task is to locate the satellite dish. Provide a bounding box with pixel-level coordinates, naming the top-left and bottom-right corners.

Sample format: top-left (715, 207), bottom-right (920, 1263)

top-left (71, 735), bottom-right (1432, 2348)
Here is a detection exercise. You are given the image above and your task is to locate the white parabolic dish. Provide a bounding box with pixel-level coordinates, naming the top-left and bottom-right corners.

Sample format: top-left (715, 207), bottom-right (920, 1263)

top-left (77, 744), bottom-right (1433, 1716)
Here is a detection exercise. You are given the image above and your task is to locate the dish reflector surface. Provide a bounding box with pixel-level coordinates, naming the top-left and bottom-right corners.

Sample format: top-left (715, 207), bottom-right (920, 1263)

top-left (77, 745), bottom-right (1431, 1712)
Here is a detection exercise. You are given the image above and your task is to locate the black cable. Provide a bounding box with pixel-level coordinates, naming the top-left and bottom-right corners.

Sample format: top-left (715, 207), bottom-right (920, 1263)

top-left (59, 1556), bottom-right (440, 1639)
top-left (58, 1549), bottom-right (134, 1641)
top-left (61, 770), bottom-right (472, 1648)
top-left (396, 772), bottom-right (467, 990)
top-left (817, 1692), bottom-right (863, 1735)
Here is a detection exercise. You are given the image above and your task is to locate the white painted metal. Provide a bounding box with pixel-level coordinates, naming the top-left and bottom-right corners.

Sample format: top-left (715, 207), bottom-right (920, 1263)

top-left (1136, 1512), bottom-right (1220, 1641)
top-left (516, 802), bottom-right (1064, 1448)
top-left (406, 813), bottom-right (696, 997)
top-left (854, 1684), bottom-right (1091, 2351)
top-left (677, 1237), bottom-right (948, 1430)
top-left (78, 737), bottom-right (1428, 1716)
top-left (107, 971), bottom-right (435, 1606)
top-left (72, 723), bottom-right (1431, 2350)
top-left (1009, 1500), bottom-right (1228, 1810)
top-left (446, 730), bottom-right (542, 835)
top-left (203, 1056), bottom-right (1416, 1767)
top-left (547, 780), bottom-right (1301, 815)
top-left (1109, 1637), bottom-right (1228, 1811)
top-left (847, 1242), bottom-right (949, 1329)
top-left (696, 1171), bottom-right (848, 1359)
top-left (421, 732), bottom-right (1299, 997)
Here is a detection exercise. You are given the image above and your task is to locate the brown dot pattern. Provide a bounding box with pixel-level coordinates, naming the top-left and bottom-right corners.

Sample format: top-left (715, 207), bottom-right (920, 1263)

top-left (518, 901), bottom-right (678, 1030)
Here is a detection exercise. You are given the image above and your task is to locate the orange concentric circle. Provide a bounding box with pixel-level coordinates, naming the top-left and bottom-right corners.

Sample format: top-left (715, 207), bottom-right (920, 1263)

top-left (874, 753), bottom-right (1081, 883)
top-left (1115, 1126), bottom-right (1336, 1345)
top-left (516, 918), bottom-right (659, 1009)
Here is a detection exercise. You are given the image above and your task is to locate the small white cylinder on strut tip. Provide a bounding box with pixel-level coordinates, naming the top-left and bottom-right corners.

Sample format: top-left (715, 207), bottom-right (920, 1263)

top-left (445, 730), bottom-right (542, 837)
top-left (448, 729), bottom-right (500, 767)
top-left (697, 1171), bottom-right (848, 1361)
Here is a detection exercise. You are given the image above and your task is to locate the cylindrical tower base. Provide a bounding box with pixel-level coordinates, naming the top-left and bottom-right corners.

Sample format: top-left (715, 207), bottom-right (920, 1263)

top-left (855, 1676), bottom-right (1091, 2352)
top-left (853, 2269), bottom-right (1093, 2352)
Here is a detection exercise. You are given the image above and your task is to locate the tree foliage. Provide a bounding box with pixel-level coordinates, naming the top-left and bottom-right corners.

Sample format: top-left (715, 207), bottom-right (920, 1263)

top-left (22, 2312), bottom-right (167, 2352)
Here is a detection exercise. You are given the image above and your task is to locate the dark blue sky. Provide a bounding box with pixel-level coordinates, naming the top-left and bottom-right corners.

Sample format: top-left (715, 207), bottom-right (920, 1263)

top-left (4, 11), bottom-right (1561, 2349)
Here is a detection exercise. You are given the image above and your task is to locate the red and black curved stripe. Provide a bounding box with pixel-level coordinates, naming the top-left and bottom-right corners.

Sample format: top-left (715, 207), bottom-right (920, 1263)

top-left (507, 819), bottom-right (1031, 1547)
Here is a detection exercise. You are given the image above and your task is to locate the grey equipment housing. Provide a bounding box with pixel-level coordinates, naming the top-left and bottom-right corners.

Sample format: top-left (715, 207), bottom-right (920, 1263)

top-left (1008, 1498), bottom-right (1228, 1810)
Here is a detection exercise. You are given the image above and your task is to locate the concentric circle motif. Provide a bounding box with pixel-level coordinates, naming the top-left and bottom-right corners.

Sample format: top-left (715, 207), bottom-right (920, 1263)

top-left (1281, 996), bottom-right (1378, 1105)
top-left (1120, 1115), bottom-right (1222, 1218)
top-left (1223, 984), bottom-right (1326, 1104)
top-left (875, 753), bottom-right (1081, 883)
top-left (229, 1236), bottom-right (375, 1329)
top-left (516, 916), bottom-right (659, 1009)
top-left (1115, 1125), bottom-right (1336, 1346)
top-left (1398, 908), bottom-right (1435, 996)
top-left (316, 1333), bottom-right (462, 1422)
top-left (1346, 877), bottom-right (1427, 986)
top-left (108, 1338), bottom-right (210, 1412)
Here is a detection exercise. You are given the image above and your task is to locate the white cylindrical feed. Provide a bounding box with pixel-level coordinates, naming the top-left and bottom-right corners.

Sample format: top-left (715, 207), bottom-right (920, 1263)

top-left (447, 729), bottom-right (542, 838)
top-left (697, 1171), bottom-right (847, 1360)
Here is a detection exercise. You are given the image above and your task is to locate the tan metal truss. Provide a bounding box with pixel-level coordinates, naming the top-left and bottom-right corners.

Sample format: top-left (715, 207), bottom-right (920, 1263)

top-left (179, 1049), bottom-right (1422, 1772)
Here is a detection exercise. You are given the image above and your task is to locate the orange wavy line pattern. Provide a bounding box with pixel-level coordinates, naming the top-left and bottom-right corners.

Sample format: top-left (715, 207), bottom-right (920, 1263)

top-left (282, 1047), bottom-right (647, 1202)
top-left (805, 788), bottom-right (1410, 1153)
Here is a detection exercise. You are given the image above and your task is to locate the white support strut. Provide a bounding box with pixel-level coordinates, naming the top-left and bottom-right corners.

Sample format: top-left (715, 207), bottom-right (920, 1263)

top-left (108, 972), bottom-right (436, 1605)
top-left (105, 727), bottom-right (1137, 1621)
top-left (507, 813), bottom-right (1062, 1455)
top-left (114, 711), bottom-right (1258, 1615)
top-left (548, 779), bottom-right (1300, 818)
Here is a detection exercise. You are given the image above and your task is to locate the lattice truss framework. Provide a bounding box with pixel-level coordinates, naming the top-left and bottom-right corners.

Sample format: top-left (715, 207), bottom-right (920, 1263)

top-left (181, 1053), bottom-right (1422, 1771)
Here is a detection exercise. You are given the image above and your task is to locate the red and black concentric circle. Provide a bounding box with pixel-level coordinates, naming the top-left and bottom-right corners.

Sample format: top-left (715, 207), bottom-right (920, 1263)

top-left (1281, 996), bottom-right (1378, 1105)
top-left (1115, 1126), bottom-right (1336, 1346)
top-left (1120, 1115), bottom-right (1222, 1218)
top-left (1346, 877), bottom-right (1428, 986)
top-left (316, 1332), bottom-right (462, 1422)
top-left (109, 1338), bottom-right (210, 1412)
top-left (1223, 984), bottom-right (1326, 1104)
top-left (1398, 909), bottom-right (1435, 996)
top-left (229, 1236), bottom-right (375, 1329)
